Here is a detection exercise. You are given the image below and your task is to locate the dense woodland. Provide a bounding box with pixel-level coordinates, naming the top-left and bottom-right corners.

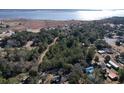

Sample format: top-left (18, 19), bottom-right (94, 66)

top-left (0, 17), bottom-right (124, 83)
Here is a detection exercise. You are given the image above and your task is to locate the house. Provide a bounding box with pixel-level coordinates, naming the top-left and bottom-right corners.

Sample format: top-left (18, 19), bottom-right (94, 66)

top-left (108, 72), bottom-right (118, 81)
top-left (26, 28), bottom-right (40, 33)
top-left (0, 30), bottom-right (15, 38)
top-left (85, 66), bottom-right (94, 74)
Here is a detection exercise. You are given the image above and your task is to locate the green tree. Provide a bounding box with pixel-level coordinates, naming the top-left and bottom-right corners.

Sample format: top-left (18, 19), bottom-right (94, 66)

top-left (94, 56), bottom-right (99, 63)
top-left (8, 77), bottom-right (19, 84)
top-left (118, 68), bottom-right (124, 83)
top-left (86, 46), bottom-right (96, 64)
top-left (120, 52), bottom-right (124, 58)
top-left (115, 41), bottom-right (121, 46)
top-left (0, 77), bottom-right (7, 84)
top-left (93, 68), bottom-right (105, 84)
top-left (68, 64), bottom-right (83, 84)
top-left (104, 55), bottom-right (111, 63)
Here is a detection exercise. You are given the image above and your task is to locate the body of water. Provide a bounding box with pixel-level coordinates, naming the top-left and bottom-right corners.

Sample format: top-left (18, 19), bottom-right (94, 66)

top-left (0, 9), bottom-right (124, 20)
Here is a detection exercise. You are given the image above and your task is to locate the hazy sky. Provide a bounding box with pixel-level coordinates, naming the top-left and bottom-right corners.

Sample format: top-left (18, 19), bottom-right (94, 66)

top-left (0, 0), bottom-right (124, 9)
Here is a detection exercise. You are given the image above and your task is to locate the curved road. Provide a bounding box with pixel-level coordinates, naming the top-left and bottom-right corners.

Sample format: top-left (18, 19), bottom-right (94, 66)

top-left (38, 37), bottom-right (58, 65)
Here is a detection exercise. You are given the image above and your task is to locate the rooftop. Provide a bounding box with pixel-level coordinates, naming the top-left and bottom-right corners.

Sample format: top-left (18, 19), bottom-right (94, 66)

top-left (108, 72), bottom-right (118, 79)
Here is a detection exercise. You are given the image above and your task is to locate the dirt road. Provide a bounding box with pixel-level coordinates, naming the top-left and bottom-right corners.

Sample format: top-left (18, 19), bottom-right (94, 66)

top-left (38, 37), bottom-right (58, 65)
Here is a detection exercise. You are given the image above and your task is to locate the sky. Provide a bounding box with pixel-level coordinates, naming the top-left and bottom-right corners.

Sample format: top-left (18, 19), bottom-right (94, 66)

top-left (0, 0), bottom-right (124, 9)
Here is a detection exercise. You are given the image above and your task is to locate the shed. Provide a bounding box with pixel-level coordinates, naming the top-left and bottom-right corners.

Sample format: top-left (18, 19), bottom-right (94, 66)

top-left (108, 72), bottom-right (118, 81)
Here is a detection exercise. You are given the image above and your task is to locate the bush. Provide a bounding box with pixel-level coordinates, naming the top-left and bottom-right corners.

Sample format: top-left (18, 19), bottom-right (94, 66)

top-left (8, 77), bottom-right (19, 84)
top-left (29, 67), bottom-right (38, 77)
top-left (0, 77), bottom-right (7, 84)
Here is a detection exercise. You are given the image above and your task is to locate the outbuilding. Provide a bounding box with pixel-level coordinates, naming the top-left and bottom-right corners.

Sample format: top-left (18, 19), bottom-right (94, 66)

top-left (108, 72), bottom-right (118, 81)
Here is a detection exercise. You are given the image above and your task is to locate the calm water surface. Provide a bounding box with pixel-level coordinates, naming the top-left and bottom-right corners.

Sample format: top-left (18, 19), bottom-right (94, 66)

top-left (0, 10), bottom-right (124, 20)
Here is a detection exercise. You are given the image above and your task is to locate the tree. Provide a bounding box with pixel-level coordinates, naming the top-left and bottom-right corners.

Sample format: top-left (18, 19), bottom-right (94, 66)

top-left (86, 46), bottom-right (96, 65)
top-left (0, 77), bottom-right (7, 84)
top-left (104, 55), bottom-right (111, 63)
top-left (117, 31), bottom-right (124, 36)
top-left (107, 33), bottom-right (113, 38)
top-left (118, 68), bottom-right (124, 83)
top-left (8, 77), bottom-right (19, 84)
top-left (68, 64), bottom-right (83, 84)
top-left (115, 55), bottom-right (120, 62)
top-left (26, 48), bottom-right (39, 61)
top-left (94, 56), bottom-right (99, 63)
top-left (92, 68), bottom-right (105, 84)
top-left (95, 40), bottom-right (110, 50)
top-left (120, 52), bottom-right (124, 58)
top-left (88, 37), bottom-right (96, 44)
top-left (29, 66), bottom-right (38, 77)
top-left (115, 41), bottom-right (121, 46)
top-left (6, 25), bottom-right (10, 28)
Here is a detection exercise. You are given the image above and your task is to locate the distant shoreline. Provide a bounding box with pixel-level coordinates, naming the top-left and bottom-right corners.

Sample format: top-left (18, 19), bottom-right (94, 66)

top-left (0, 10), bottom-right (124, 21)
top-left (1, 17), bottom-right (124, 31)
top-left (0, 16), bottom-right (123, 21)
top-left (0, 9), bottom-right (124, 11)
top-left (0, 19), bottom-right (83, 31)
top-left (0, 18), bottom-right (84, 22)
top-left (0, 9), bottom-right (103, 12)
